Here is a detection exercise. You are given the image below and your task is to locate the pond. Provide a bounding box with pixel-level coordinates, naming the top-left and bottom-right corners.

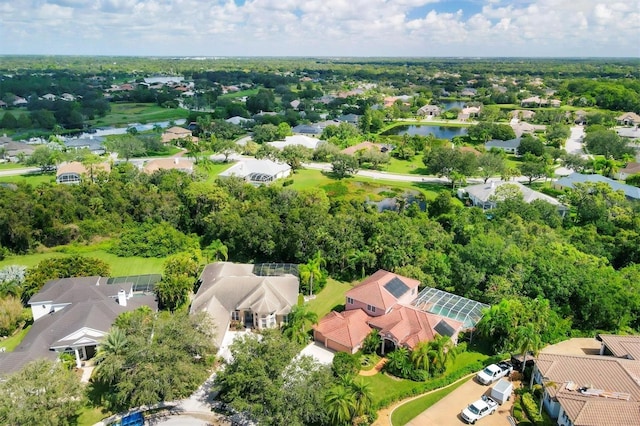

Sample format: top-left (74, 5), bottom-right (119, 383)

top-left (440, 100), bottom-right (466, 110)
top-left (66, 119), bottom-right (187, 140)
top-left (383, 125), bottom-right (468, 139)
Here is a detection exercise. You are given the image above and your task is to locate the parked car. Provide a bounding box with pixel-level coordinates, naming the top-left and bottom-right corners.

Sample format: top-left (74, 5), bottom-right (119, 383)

top-left (490, 378), bottom-right (513, 405)
top-left (476, 361), bottom-right (513, 385)
top-left (461, 395), bottom-right (498, 424)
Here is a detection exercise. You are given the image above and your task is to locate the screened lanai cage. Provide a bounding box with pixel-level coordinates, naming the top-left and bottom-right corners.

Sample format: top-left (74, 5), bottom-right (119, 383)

top-left (252, 263), bottom-right (299, 278)
top-left (247, 172), bottom-right (276, 184)
top-left (411, 287), bottom-right (489, 329)
top-left (107, 274), bottom-right (162, 293)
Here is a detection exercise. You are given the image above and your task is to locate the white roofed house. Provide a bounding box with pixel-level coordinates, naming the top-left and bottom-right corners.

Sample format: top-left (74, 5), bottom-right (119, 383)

top-left (267, 135), bottom-right (321, 150)
top-left (218, 158), bottom-right (291, 185)
top-left (458, 181), bottom-right (568, 216)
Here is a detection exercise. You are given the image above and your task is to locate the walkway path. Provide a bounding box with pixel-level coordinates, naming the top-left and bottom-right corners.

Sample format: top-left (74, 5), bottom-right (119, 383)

top-left (359, 358), bottom-right (387, 376)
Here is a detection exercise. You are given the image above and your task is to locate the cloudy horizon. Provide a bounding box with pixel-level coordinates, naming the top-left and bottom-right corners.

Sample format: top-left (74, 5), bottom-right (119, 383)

top-left (0, 0), bottom-right (638, 58)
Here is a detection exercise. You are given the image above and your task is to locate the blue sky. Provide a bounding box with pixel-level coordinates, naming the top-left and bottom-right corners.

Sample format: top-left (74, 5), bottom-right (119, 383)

top-left (0, 0), bottom-right (638, 57)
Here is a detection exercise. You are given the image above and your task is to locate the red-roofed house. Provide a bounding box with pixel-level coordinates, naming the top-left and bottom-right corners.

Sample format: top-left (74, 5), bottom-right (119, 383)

top-left (345, 270), bottom-right (419, 316)
top-left (368, 305), bottom-right (462, 353)
top-left (314, 270), bottom-right (466, 354)
top-left (313, 310), bottom-right (372, 354)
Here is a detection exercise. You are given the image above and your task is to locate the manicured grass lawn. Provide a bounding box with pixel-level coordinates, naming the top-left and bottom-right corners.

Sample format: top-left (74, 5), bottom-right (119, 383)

top-left (0, 245), bottom-right (167, 276)
top-left (383, 157), bottom-right (427, 175)
top-left (88, 103), bottom-right (189, 127)
top-left (306, 278), bottom-right (351, 318)
top-left (0, 162), bottom-right (28, 170)
top-left (390, 376), bottom-right (471, 426)
top-left (287, 169), bottom-right (452, 202)
top-left (218, 88), bottom-right (259, 100)
top-left (0, 326), bottom-right (31, 351)
top-left (196, 160), bottom-right (236, 183)
top-left (77, 406), bottom-right (110, 426)
top-left (362, 373), bottom-right (423, 407)
top-left (0, 172), bottom-right (56, 185)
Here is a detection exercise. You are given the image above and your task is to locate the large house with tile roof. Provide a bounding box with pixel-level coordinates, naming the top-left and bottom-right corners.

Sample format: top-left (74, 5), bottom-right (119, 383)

top-left (0, 276), bottom-right (157, 375)
top-left (533, 335), bottom-right (640, 426)
top-left (314, 270), bottom-right (466, 354)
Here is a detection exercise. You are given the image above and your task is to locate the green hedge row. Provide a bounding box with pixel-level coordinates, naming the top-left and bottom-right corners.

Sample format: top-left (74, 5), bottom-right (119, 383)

top-left (376, 354), bottom-right (506, 409)
top-left (521, 392), bottom-right (544, 425)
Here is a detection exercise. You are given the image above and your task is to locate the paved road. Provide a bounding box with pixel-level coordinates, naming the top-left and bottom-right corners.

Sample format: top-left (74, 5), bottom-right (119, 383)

top-left (564, 126), bottom-right (587, 158)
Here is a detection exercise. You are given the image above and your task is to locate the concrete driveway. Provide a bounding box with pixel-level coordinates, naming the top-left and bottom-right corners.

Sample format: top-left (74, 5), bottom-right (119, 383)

top-left (405, 377), bottom-right (517, 426)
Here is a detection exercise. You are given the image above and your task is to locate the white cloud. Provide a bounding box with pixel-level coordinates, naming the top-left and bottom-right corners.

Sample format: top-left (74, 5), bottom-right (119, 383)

top-left (0, 0), bottom-right (637, 56)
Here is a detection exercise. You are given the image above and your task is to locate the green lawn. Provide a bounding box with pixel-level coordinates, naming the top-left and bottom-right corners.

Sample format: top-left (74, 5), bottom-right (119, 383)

top-left (88, 103), bottom-right (189, 128)
top-left (307, 278), bottom-right (351, 318)
top-left (0, 326), bottom-right (31, 351)
top-left (390, 376), bottom-right (471, 426)
top-left (0, 162), bottom-right (28, 170)
top-left (218, 88), bottom-right (259, 100)
top-left (383, 157), bottom-right (427, 175)
top-left (77, 406), bottom-right (110, 426)
top-left (196, 161), bottom-right (236, 183)
top-left (287, 168), bottom-right (452, 202)
top-left (0, 172), bottom-right (56, 185)
top-left (362, 373), bottom-right (423, 407)
top-left (0, 245), bottom-right (167, 276)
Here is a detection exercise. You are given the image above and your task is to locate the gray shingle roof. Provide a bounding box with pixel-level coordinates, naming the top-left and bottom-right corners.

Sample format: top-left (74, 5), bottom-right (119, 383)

top-left (555, 173), bottom-right (640, 200)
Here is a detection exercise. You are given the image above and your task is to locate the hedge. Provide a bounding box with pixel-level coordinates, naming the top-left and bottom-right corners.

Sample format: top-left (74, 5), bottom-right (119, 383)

top-left (376, 353), bottom-right (507, 409)
top-left (521, 392), bottom-right (544, 425)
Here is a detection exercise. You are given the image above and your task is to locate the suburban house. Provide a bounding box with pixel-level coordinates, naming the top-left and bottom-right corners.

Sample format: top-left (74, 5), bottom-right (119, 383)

top-left (336, 114), bottom-right (360, 124)
top-left (553, 173), bottom-right (640, 200)
top-left (142, 157), bottom-right (194, 174)
top-left (190, 262), bottom-right (299, 347)
top-left (291, 124), bottom-right (324, 136)
top-left (218, 158), bottom-right (291, 185)
top-left (510, 110), bottom-right (536, 121)
top-left (520, 96), bottom-right (548, 107)
top-left (614, 162), bottom-right (640, 181)
top-left (616, 112), bottom-right (640, 126)
top-left (56, 161), bottom-right (111, 184)
top-left (533, 335), bottom-right (640, 426)
top-left (616, 127), bottom-right (640, 140)
top-left (64, 136), bottom-right (106, 155)
top-left (485, 138), bottom-right (521, 154)
top-left (458, 181), bottom-right (568, 215)
top-left (458, 106), bottom-right (481, 121)
top-left (268, 135), bottom-right (321, 150)
top-left (225, 116), bottom-right (252, 126)
top-left (161, 126), bottom-right (197, 144)
top-left (0, 138), bottom-right (36, 162)
top-left (417, 105), bottom-right (442, 117)
top-left (0, 276), bottom-right (157, 375)
top-left (313, 270), bottom-right (479, 354)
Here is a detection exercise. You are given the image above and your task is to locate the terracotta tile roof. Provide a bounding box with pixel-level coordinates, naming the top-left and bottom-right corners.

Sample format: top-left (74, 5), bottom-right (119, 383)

top-left (368, 305), bottom-right (462, 350)
top-left (56, 161), bottom-right (111, 177)
top-left (341, 141), bottom-right (382, 156)
top-left (558, 395), bottom-right (640, 426)
top-left (536, 352), bottom-right (640, 425)
top-left (313, 309), bottom-right (372, 351)
top-left (599, 334), bottom-right (640, 360)
top-left (143, 158), bottom-right (194, 174)
top-left (619, 163), bottom-right (640, 176)
top-left (346, 270), bottom-right (420, 312)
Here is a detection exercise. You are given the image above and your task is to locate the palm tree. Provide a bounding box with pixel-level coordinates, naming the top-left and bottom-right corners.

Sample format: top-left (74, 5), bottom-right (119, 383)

top-left (299, 251), bottom-right (326, 297)
top-left (94, 327), bottom-right (128, 384)
top-left (515, 323), bottom-right (543, 373)
top-left (411, 341), bottom-right (431, 372)
top-left (325, 385), bottom-right (356, 426)
top-left (386, 347), bottom-right (411, 378)
top-left (204, 239), bottom-right (228, 262)
top-left (349, 379), bottom-right (373, 419)
top-left (347, 249), bottom-right (375, 279)
top-left (282, 305), bottom-right (318, 345)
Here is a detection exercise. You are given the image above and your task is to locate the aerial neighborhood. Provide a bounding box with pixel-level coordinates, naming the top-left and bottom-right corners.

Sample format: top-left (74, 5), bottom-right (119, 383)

top-left (0, 56), bottom-right (640, 426)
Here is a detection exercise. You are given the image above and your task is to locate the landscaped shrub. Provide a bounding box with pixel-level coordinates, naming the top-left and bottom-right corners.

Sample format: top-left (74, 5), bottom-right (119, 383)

top-left (332, 352), bottom-right (361, 377)
top-left (521, 392), bottom-right (544, 425)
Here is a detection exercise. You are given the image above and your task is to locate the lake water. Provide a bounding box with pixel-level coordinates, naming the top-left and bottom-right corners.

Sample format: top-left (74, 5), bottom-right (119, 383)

top-left (66, 119), bottom-right (186, 140)
top-left (441, 101), bottom-right (466, 110)
top-left (383, 125), bottom-right (468, 139)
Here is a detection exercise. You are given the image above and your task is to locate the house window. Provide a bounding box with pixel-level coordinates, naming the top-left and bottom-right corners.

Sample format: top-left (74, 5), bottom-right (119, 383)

top-left (231, 311), bottom-right (240, 321)
top-left (367, 305), bottom-right (376, 313)
top-left (347, 297), bottom-right (354, 305)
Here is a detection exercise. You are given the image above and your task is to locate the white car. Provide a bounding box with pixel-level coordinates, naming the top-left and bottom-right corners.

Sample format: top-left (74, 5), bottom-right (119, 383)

top-left (476, 361), bottom-right (513, 385)
top-left (461, 395), bottom-right (498, 424)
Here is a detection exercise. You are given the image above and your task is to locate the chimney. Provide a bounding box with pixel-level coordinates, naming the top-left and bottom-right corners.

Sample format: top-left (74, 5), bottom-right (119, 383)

top-left (117, 289), bottom-right (127, 306)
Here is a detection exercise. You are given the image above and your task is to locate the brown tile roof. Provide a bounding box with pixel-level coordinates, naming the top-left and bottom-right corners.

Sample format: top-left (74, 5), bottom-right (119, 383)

top-left (619, 163), bottom-right (640, 176)
top-left (143, 158), bottom-right (194, 174)
top-left (346, 270), bottom-right (420, 312)
top-left (600, 334), bottom-right (640, 360)
top-left (558, 396), bottom-right (640, 426)
top-left (313, 309), bottom-right (372, 351)
top-left (368, 305), bottom-right (462, 350)
top-left (56, 161), bottom-right (111, 177)
top-left (617, 112), bottom-right (640, 123)
top-left (161, 127), bottom-right (197, 144)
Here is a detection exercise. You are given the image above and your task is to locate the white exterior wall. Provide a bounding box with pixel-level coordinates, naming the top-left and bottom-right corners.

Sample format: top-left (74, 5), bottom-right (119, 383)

top-left (31, 302), bottom-right (70, 321)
